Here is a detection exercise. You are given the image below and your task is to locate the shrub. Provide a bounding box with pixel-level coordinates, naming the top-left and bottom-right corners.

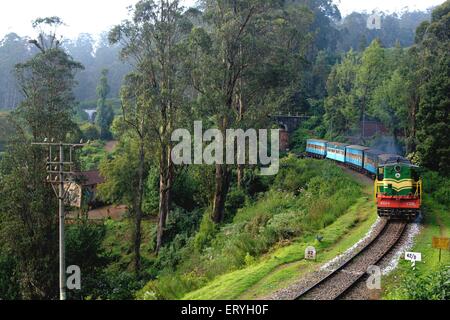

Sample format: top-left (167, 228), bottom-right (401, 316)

top-left (193, 213), bottom-right (218, 252)
top-left (140, 158), bottom-right (362, 299)
top-left (224, 187), bottom-right (247, 221)
top-left (79, 141), bottom-right (107, 171)
top-left (387, 267), bottom-right (450, 300)
top-left (422, 171), bottom-right (450, 208)
top-left (0, 251), bottom-right (20, 300)
top-left (80, 123), bottom-right (100, 141)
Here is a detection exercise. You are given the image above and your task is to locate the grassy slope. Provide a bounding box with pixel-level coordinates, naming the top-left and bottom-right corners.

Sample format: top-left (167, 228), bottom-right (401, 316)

top-left (382, 197), bottom-right (450, 299)
top-left (103, 217), bottom-right (156, 272)
top-left (183, 172), bottom-right (377, 300)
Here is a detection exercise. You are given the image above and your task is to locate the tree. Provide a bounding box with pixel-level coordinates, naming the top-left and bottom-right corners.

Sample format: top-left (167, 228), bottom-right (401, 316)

top-left (109, 0), bottom-right (191, 260)
top-left (187, 0), bottom-right (268, 223)
top-left (355, 39), bottom-right (387, 141)
top-left (0, 17), bottom-right (82, 299)
top-left (324, 50), bottom-right (360, 137)
top-left (0, 33), bottom-right (34, 109)
top-left (416, 1), bottom-right (450, 174)
top-left (96, 69), bottom-right (114, 140)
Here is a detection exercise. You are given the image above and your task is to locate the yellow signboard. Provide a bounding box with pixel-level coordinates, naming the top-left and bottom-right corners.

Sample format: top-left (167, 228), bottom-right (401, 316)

top-left (432, 237), bottom-right (450, 250)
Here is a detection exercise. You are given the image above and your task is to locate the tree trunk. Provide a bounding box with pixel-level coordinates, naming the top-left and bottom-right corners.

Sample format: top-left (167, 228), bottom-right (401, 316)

top-left (156, 144), bottom-right (172, 254)
top-left (212, 163), bottom-right (230, 224)
top-left (237, 164), bottom-right (244, 189)
top-left (134, 139), bottom-right (145, 275)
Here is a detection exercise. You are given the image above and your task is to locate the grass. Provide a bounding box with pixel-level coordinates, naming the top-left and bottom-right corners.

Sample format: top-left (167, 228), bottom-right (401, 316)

top-left (382, 196), bottom-right (450, 299)
top-left (103, 217), bottom-right (156, 272)
top-left (240, 197), bottom-right (378, 299)
top-left (182, 171), bottom-right (378, 300)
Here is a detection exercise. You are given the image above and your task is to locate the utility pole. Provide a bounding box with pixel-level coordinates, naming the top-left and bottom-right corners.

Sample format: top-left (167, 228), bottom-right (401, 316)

top-left (32, 139), bottom-right (85, 301)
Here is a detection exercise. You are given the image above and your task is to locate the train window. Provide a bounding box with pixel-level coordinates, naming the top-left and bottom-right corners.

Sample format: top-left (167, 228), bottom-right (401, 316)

top-left (377, 167), bottom-right (384, 181)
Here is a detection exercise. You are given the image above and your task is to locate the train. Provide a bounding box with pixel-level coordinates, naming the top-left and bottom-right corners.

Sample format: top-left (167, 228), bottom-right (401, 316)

top-left (305, 139), bottom-right (422, 221)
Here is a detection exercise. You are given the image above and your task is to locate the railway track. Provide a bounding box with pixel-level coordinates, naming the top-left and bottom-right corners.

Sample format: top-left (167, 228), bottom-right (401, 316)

top-left (296, 220), bottom-right (407, 300)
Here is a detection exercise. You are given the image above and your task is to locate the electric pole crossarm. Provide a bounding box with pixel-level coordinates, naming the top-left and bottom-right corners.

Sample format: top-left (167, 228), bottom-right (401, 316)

top-left (31, 139), bottom-right (86, 301)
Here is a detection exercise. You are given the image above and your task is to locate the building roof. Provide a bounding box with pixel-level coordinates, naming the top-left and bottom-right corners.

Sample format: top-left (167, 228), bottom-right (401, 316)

top-left (74, 170), bottom-right (105, 186)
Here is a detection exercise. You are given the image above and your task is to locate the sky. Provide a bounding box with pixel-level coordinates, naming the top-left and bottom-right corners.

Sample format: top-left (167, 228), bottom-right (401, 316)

top-left (0, 0), bottom-right (446, 40)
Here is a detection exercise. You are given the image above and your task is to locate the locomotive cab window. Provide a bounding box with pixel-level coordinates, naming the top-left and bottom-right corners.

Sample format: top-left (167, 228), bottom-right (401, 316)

top-left (377, 167), bottom-right (384, 181)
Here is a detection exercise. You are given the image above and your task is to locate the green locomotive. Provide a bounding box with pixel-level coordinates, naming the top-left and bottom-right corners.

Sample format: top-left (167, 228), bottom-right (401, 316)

top-left (375, 156), bottom-right (422, 220)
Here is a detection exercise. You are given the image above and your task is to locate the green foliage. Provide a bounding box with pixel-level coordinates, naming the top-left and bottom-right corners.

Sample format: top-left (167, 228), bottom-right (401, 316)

top-left (0, 17), bottom-right (84, 299)
top-left (96, 69), bottom-right (114, 140)
top-left (324, 50), bottom-right (360, 137)
top-left (422, 171), bottom-right (450, 208)
top-left (0, 251), bottom-right (20, 300)
top-left (65, 221), bottom-right (111, 300)
top-left (101, 270), bottom-right (146, 300)
top-left (136, 271), bottom-right (208, 300)
top-left (337, 10), bottom-right (431, 52)
top-left (193, 213), bottom-right (218, 252)
top-left (290, 116), bottom-right (324, 153)
top-left (416, 1), bottom-right (450, 175)
top-left (78, 140), bottom-right (107, 171)
top-left (142, 158), bottom-right (361, 299)
top-left (224, 187), bottom-right (247, 221)
top-left (0, 113), bottom-right (16, 153)
top-left (387, 266), bottom-right (450, 300)
top-left (98, 138), bottom-right (145, 207)
top-left (15, 40), bottom-right (83, 142)
top-left (80, 123), bottom-right (100, 141)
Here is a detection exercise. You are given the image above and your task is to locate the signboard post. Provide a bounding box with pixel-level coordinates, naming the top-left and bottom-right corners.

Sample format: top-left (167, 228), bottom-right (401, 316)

top-left (405, 252), bottom-right (422, 269)
top-left (305, 246), bottom-right (316, 261)
top-left (432, 237), bottom-right (450, 263)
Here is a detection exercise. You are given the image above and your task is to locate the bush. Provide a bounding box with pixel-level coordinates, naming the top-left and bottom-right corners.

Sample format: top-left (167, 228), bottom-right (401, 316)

top-left (422, 171), bottom-right (450, 208)
top-left (193, 213), bottom-right (218, 252)
top-left (140, 158), bottom-right (362, 299)
top-left (65, 221), bottom-right (111, 300)
top-left (136, 271), bottom-right (208, 300)
top-left (388, 267), bottom-right (450, 300)
top-left (80, 123), bottom-right (100, 141)
top-left (224, 187), bottom-right (247, 221)
top-left (0, 251), bottom-right (20, 300)
top-left (79, 141), bottom-right (107, 171)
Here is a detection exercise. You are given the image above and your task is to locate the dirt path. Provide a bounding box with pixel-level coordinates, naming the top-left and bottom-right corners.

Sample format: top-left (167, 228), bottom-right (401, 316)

top-left (88, 205), bottom-right (127, 220)
top-left (68, 205), bottom-right (128, 221)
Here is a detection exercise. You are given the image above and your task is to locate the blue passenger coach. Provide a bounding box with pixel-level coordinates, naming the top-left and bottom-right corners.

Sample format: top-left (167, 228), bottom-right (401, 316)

top-left (306, 139), bottom-right (327, 158)
top-left (345, 145), bottom-right (369, 170)
top-left (326, 142), bottom-right (348, 163)
top-left (364, 149), bottom-right (384, 175)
